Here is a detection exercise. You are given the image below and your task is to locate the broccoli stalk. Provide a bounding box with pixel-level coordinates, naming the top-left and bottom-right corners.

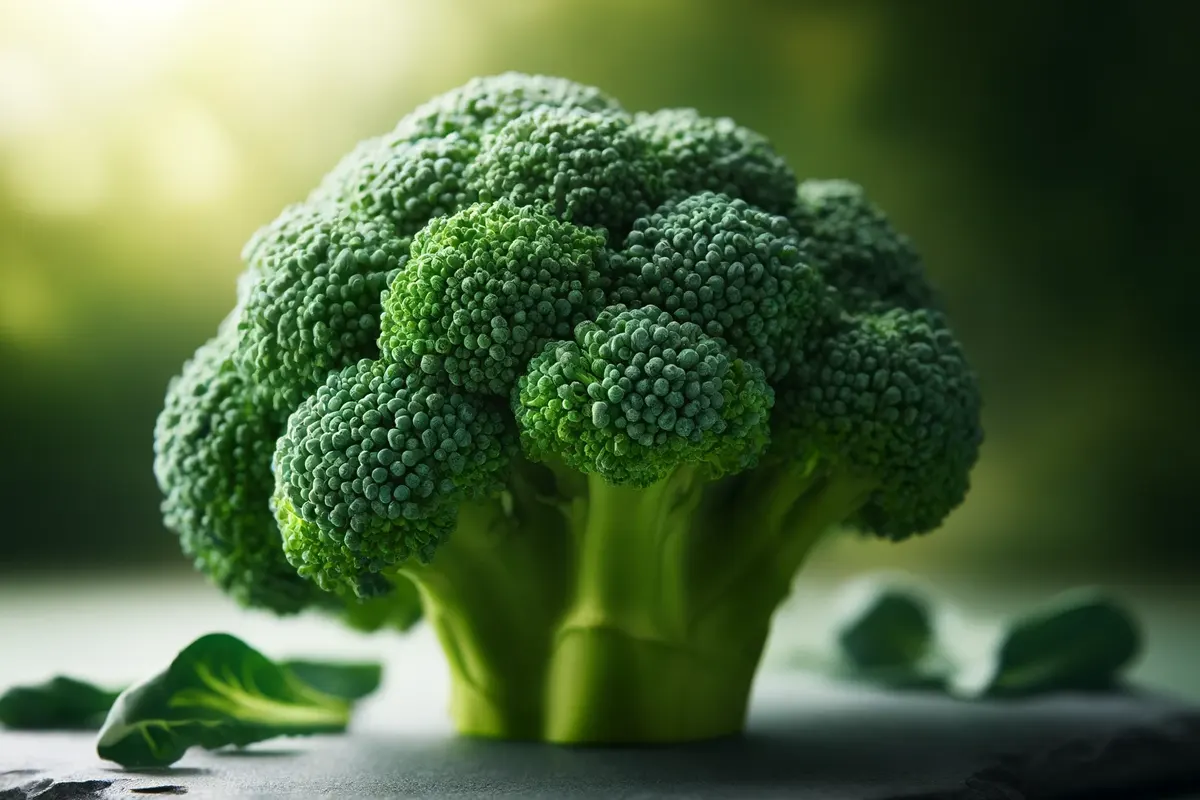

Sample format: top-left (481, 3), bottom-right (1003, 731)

top-left (399, 483), bottom-right (569, 739)
top-left (154, 73), bottom-right (983, 745)
top-left (378, 454), bottom-right (877, 742)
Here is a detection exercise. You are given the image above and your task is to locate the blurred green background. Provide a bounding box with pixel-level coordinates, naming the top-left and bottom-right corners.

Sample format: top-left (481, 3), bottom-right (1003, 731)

top-left (1, 0), bottom-right (1196, 585)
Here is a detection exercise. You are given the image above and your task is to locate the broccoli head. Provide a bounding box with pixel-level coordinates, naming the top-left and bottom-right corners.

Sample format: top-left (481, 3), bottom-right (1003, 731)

top-left (154, 73), bottom-right (983, 744)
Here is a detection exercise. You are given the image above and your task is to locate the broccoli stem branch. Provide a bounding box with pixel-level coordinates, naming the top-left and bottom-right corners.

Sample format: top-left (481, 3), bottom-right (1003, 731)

top-left (399, 463), bottom-right (570, 739)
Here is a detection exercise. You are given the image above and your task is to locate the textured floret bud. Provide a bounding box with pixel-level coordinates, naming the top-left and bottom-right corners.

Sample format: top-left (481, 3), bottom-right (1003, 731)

top-left (781, 308), bottom-right (982, 538)
top-left (515, 305), bottom-right (773, 487)
top-left (469, 107), bottom-right (663, 234)
top-left (393, 72), bottom-right (623, 142)
top-left (154, 328), bottom-right (325, 614)
top-left (235, 212), bottom-right (408, 413)
top-left (274, 359), bottom-right (514, 596)
top-left (610, 192), bottom-right (833, 380)
top-left (790, 179), bottom-right (937, 313)
top-left (310, 134), bottom-right (479, 237)
top-left (379, 201), bottom-right (608, 396)
top-left (634, 109), bottom-right (797, 214)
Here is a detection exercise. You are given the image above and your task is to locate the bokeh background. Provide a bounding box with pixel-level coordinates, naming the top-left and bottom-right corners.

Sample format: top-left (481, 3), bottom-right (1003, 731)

top-left (1, 0), bottom-right (1197, 590)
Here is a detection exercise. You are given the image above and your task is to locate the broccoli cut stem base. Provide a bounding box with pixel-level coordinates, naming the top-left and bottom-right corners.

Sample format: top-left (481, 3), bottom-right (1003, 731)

top-left (398, 458), bottom-right (875, 744)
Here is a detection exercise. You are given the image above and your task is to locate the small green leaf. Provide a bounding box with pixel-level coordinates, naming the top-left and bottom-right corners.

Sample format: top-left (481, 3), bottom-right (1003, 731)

top-left (0, 677), bottom-right (123, 730)
top-left (978, 590), bottom-right (1142, 698)
top-left (281, 661), bottom-right (383, 700)
top-left (835, 579), bottom-right (934, 671)
top-left (96, 633), bottom-right (357, 768)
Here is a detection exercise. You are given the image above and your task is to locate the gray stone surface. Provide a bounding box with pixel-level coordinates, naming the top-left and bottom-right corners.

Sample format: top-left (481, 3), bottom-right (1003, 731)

top-left (3, 676), bottom-right (1199, 799)
top-left (3, 574), bottom-right (1199, 798)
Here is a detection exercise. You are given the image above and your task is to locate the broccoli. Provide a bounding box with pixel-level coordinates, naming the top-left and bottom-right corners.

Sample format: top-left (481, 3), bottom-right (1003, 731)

top-left (153, 72), bottom-right (983, 744)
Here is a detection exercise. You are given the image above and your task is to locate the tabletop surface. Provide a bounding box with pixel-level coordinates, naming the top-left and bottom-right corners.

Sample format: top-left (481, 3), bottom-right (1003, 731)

top-left (2, 572), bottom-right (1198, 799)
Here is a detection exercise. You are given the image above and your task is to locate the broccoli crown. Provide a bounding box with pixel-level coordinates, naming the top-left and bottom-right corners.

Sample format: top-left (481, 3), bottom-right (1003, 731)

top-left (273, 359), bottom-right (513, 595)
top-left (515, 305), bottom-right (773, 487)
top-left (378, 201), bottom-right (607, 395)
top-left (155, 71), bottom-right (982, 620)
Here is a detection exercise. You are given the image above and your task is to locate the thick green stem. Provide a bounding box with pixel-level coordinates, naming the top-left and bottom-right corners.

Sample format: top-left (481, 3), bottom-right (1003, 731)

top-left (544, 625), bottom-right (758, 743)
top-left (543, 468), bottom-right (757, 742)
top-left (561, 469), bottom-right (698, 640)
top-left (399, 470), bottom-right (569, 739)
top-left (692, 470), bottom-right (879, 648)
top-left (398, 456), bottom-right (876, 744)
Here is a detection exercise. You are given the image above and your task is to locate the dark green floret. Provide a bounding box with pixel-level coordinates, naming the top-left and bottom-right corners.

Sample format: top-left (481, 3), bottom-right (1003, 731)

top-left (515, 305), bottom-right (772, 486)
top-left (153, 73), bottom-right (984, 747)
top-left (274, 358), bottom-right (513, 596)
top-left (791, 179), bottom-right (937, 313)
top-left (609, 191), bottom-right (833, 380)
top-left (379, 201), bottom-right (607, 395)
top-left (779, 308), bottom-right (983, 538)
top-left (634, 109), bottom-right (797, 215)
top-left (470, 107), bottom-right (663, 234)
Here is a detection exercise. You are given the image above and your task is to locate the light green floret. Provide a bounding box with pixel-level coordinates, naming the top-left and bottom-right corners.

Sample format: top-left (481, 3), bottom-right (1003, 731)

top-left (515, 306), bottom-right (772, 487)
top-left (392, 72), bottom-right (622, 143)
top-left (633, 108), bottom-right (797, 215)
top-left (790, 179), bottom-right (938, 313)
top-left (379, 201), bottom-right (607, 395)
top-left (469, 107), bottom-right (663, 234)
top-left (154, 327), bottom-right (422, 630)
top-left (235, 212), bottom-right (408, 413)
top-left (609, 192), bottom-right (834, 381)
top-left (273, 358), bottom-right (513, 597)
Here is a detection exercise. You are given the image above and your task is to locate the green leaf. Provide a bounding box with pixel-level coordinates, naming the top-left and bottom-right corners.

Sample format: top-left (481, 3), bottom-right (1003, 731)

top-left (96, 633), bottom-right (357, 768)
top-left (972, 589), bottom-right (1142, 698)
top-left (834, 579), bottom-right (935, 672)
top-left (281, 661), bottom-right (383, 700)
top-left (0, 676), bottom-right (123, 730)
top-left (812, 579), bottom-right (1143, 700)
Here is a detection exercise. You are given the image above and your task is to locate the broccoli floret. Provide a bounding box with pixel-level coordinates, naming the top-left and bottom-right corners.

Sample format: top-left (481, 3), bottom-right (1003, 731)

top-left (273, 358), bottom-right (513, 596)
top-left (153, 73), bottom-right (983, 746)
top-left (634, 109), bottom-right (797, 214)
top-left (790, 179), bottom-right (937, 313)
top-left (378, 200), bottom-right (607, 395)
top-left (469, 107), bottom-right (663, 235)
top-left (154, 327), bottom-right (309, 613)
top-left (153, 324), bottom-right (421, 630)
top-left (608, 192), bottom-right (833, 380)
top-left (234, 211), bottom-right (408, 413)
top-left (309, 134), bottom-right (479, 236)
top-left (394, 72), bottom-right (622, 142)
top-left (780, 308), bottom-right (983, 538)
top-left (516, 305), bottom-right (772, 486)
